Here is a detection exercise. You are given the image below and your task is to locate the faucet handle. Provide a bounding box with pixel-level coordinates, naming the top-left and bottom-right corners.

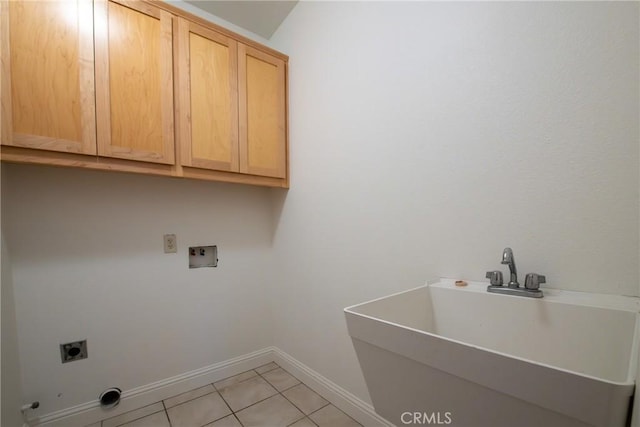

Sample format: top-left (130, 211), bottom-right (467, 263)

top-left (524, 273), bottom-right (546, 290)
top-left (485, 270), bottom-right (504, 286)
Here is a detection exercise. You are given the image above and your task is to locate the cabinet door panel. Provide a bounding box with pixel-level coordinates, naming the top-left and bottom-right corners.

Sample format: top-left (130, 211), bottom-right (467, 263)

top-left (177, 18), bottom-right (238, 172)
top-left (95, 0), bottom-right (174, 164)
top-left (1, 0), bottom-right (96, 154)
top-left (238, 44), bottom-right (286, 178)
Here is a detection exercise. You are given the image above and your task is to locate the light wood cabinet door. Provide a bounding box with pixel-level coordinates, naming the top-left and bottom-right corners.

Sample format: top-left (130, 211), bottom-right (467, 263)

top-left (238, 44), bottom-right (286, 179)
top-left (177, 18), bottom-right (238, 172)
top-left (1, 0), bottom-right (97, 155)
top-left (95, 0), bottom-right (175, 164)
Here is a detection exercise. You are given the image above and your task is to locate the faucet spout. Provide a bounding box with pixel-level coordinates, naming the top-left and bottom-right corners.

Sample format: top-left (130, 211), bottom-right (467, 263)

top-left (501, 247), bottom-right (519, 287)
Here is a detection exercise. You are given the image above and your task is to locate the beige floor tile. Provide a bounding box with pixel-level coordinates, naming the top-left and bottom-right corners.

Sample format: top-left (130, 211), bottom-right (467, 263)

top-left (261, 368), bottom-right (300, 392)
top-left (167, 392), bottom-right (231, 427)
top-left (282, 384), bottom-right (329, 415)
top-left (235, 394), bottom-right (304, 427)
top-left (102, 402), bottom-right (164, 427)
top-left (164, 384), bottom-right (216, 408)
top-left (254, 362), bottom-right (279, 374)
top-left (214, 370), bottom-right (258, 391)
top-left (120, 411), bottom-right (170, 427)
top-left (205, 414), bottom-right (243, 427)
top-left (84, 422), bottom-right (101, 427)
top-left (289, 417), bottom-right (317, 427)
top-left (309, 405), bottom-right (361, 427)
top-left (219, 375), bottom-right (278, 411)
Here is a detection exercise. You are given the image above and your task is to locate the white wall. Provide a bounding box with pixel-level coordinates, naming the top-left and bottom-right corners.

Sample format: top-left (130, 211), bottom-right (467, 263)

top-left (1, 164), bottom-right (279, 416)
top-left (269, 1), bottom-right (639, 404)
top-left (2, 206), bottom-right (24, 425)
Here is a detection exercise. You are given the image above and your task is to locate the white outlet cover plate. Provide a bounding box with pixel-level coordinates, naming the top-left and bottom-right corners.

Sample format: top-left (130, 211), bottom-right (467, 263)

top-left (164, 234), bottom-right (177, 253)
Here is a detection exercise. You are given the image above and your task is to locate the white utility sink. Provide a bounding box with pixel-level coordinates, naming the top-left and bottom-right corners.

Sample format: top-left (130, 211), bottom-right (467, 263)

top-left (345, 279), bottom-right (639, 427)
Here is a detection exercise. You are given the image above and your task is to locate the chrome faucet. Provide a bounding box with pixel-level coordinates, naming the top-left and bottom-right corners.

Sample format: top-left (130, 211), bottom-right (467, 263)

top-left (501, 247), bottom-right (518, 287)
top-left (486, 248), bottom-right (545, 298)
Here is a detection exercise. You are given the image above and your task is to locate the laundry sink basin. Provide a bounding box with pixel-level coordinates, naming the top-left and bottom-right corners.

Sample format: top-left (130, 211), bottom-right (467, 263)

top-left (345, 279), bottom-right (639, 427)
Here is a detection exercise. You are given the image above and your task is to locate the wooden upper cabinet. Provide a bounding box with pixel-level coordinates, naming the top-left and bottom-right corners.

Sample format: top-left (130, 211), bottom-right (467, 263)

top-left (176, 18), bottom-right (239, 172)
top-left (238, 44), bottom-right (287, 179)
top-left (1, 0), bottom-right (288, 186)
top-left (94, 0), bottom-right (175, 165)
top-left (177, 21), bottom-right (288, 181)
top-left (1, 0), bottom-right (97, 155)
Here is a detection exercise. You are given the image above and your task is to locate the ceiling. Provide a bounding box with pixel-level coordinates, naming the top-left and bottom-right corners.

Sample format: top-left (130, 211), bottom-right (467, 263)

top-left (184, 1), bottom-right (298, 39)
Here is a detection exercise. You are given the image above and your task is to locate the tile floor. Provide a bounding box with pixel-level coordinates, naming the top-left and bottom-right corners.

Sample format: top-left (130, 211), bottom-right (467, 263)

top-left (87, 362), bottom-right (362, 427)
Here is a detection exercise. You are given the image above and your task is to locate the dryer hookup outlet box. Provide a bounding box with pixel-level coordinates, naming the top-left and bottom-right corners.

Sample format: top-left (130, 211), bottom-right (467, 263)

top-left (60, 340), bottom-right (87, 363)
top-left (189, 245), bottom-right (218, 268)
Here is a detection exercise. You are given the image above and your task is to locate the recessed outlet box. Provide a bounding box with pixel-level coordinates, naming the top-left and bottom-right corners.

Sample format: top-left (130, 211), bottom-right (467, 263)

top-left (60, 340), bottom-right (87, 363)
top-left (189, 245), bottom-right (218, 268)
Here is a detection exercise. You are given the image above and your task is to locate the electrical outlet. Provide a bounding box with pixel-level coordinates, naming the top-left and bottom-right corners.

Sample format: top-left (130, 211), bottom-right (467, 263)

top-left (164, 234), bottom-right (177, 253)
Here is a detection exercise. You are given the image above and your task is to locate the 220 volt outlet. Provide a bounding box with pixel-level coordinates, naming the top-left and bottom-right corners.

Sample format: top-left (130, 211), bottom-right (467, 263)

top-left (60, 340), bottom-right (88, 363)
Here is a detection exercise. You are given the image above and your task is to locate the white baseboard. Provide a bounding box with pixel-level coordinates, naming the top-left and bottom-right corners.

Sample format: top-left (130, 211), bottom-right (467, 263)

top-left (272, 348), bottom-right (393, 427)
top-left (31, 348), bottom-right (273, 427)
top-left (29, 347), bottom-right (389, 427)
